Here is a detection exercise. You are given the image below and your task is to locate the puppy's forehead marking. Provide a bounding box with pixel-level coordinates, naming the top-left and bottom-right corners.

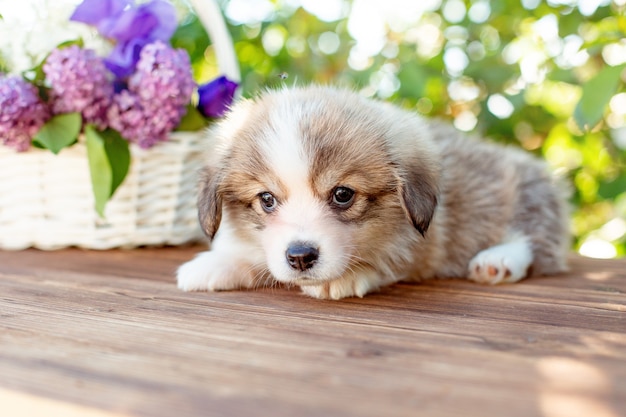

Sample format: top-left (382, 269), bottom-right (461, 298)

top-left (259, 103), bottom-right (310, 196)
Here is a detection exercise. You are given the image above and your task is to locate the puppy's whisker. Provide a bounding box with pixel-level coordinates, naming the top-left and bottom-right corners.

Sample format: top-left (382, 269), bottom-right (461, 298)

top-left (249, 264), bottom-right (274, 290)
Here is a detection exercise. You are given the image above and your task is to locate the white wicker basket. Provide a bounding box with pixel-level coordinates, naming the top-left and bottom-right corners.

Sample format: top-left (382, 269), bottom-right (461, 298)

top-left (0, 0), bottom-right (239, 250)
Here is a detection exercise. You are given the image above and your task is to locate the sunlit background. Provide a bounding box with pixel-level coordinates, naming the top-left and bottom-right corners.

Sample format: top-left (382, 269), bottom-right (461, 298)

top-left (1, 0), bottom-right (625, 258)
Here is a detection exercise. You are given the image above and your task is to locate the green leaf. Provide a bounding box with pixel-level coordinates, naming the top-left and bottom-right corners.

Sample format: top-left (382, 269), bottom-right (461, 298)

top-left (85, 126), bottom-right (112, 218)
top-left (100, 129), bottom-right (131, 198)
top-left (85, 126), bottom-right (130, 217)
top-left (574, 63), bottom-right (626, 131)
top-left (33, 113), bottom-right (81, 154)
top-left (397, 62), bottom-right (428, 98)
top-left (176, 104), bottom-right (208, 131)
top-left (56, 38), bottom-right (85, 49)
top-left (598, 174), bottom-right (626, 200)
top-left (171, 15), bottom-right (211, 62)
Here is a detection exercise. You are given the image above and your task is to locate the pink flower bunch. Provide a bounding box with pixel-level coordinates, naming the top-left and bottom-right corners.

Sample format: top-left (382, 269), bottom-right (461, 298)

top-left (0, 75), bottom-right (50, 151)
top-left (107, 41), bottom-right (195, 148)
top-left (43, 45), bottom-right (114, 129)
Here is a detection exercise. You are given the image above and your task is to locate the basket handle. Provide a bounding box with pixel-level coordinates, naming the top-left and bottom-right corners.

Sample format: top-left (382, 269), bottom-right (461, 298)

top-left (188, 0), bottom-right (241, 83)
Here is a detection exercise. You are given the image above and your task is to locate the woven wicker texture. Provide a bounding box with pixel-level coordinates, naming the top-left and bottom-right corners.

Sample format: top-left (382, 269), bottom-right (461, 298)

top-left (0, 132), bottom-right (206, 249)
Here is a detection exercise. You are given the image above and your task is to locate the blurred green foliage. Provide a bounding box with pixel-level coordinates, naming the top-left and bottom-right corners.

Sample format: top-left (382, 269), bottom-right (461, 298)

top-left (173, 0), bottom-right (626, 258)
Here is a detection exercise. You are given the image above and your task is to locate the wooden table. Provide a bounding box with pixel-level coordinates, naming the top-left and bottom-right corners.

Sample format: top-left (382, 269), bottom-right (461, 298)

top-left (1, 246), bottom-right (624, 417)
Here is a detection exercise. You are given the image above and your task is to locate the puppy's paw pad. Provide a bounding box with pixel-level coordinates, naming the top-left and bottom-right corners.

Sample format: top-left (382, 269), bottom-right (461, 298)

top-left (469, 257), bottom-right (514, 284)
top-left (468, 241), bottom-right (532, 285)
top-left (473, 264), bottom-right (513, 279)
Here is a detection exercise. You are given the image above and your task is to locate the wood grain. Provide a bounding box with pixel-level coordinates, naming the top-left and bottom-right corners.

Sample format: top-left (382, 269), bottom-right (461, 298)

top-left (0, 247), bottom-right (624, 417)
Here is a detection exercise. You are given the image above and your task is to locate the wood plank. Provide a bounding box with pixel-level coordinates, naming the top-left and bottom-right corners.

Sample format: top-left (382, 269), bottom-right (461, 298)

top-left (0, 247), bottom-right (625, 417)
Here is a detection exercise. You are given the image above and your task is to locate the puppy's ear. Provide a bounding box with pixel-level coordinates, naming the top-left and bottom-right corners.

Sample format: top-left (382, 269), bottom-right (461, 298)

top-left (399, 164), bottom-right (439, 236)
top-left (197, 167), bottom-right (223, 240)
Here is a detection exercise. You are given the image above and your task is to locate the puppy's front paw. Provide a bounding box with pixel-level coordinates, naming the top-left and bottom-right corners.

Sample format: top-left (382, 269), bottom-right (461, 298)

top-left (300, 270), bottom-right (381, 300)
top-left (468, 240), bottom-right (533, 284)
top-left (300, 281), bottom-right (357, 300)
top-left (177, 251), bottom-right (257, 292)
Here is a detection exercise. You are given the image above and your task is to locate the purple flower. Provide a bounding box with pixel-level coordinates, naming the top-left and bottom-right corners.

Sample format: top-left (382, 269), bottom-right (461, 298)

top-left (197, 76), bottom-right (238, 118)
top-left (43, 46), bottom-right (114, 129)
top-left (0, 75), bottom-right (50, 152)
top-left (128, 41), bottom-right (195, 107)
top-left (70, 0), bottom-right (177, 79)
top-left (107, 90), bottom-right (181, 148)
top-left (70, 0), bottom-right (130, 29)
top-left (104, 0), bottom-right (177, 44)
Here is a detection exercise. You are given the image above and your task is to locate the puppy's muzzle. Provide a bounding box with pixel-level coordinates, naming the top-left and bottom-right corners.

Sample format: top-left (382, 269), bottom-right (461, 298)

top-left (286, 242), bottom-right (319, 271)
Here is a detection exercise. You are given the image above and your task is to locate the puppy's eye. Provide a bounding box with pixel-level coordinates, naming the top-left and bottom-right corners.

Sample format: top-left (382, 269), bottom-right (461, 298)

top-left (331, 186), bottom-right (355, 209)
top-left (259, 192), bottom-right (278, 213)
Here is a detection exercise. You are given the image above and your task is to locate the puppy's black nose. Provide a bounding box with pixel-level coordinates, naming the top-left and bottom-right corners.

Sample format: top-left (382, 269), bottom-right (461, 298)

top-left (285, 242), bottom-right (319, 271)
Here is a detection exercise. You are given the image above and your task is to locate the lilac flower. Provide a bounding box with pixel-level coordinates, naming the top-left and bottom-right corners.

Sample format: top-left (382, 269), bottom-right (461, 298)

top-left (128, 41), bottom-right (195, 107)
top-left (43, 46), bottom-right (114, 129)
top-left (71, 0), bottom-right (177, 79)
top-left (107, 90), bottom-right (180, 148)
top-left (106, 41), bottom-right (194, 148)
top-left (197, 76), bottom-right (238, 118)
top-left (0, 75), bottom-right (50, 152)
